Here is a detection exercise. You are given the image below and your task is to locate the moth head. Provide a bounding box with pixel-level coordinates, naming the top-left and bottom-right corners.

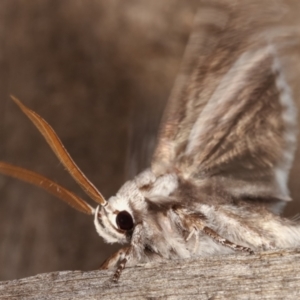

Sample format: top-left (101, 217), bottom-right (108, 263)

top-left (93, 183), bottom-right (141, 244)
top-left (93, 170), bottom-right (178, 244)
top-left (93, 174), bottom-right (151, 244)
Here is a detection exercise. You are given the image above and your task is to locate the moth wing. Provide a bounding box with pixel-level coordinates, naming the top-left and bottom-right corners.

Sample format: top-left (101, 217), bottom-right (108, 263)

top-left (152, 1), bottom-right (299, 212)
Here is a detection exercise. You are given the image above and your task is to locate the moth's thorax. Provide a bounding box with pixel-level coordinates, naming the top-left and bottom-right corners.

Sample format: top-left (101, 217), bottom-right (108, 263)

top-left (94, 169), bottom-right (178, 244)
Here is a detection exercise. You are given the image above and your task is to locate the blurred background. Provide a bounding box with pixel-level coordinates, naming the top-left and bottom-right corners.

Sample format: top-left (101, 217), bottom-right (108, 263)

top-left (0, 0), bottom-right (300, 281)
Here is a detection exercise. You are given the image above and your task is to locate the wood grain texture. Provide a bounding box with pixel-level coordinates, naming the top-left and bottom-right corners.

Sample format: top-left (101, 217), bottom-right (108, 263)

top-left (1, 249), bottom-right (300, 299)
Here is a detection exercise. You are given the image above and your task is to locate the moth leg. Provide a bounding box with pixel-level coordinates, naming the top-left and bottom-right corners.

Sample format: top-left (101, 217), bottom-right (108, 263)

top-left (112, 247), bottom-right (131, 282)
top-left (99, 246), bottom-right (130, 270)
top-left (203, 226), bottom-right (254, 254)
top-left (174, 207), bottom-right (254, 254)
top-left (112, 223), bottom-right (144, 282)
top-left (186, 227), bottom-right (200, 254)
top-left (186, 227), bottom-right (196, 241)
top-left (99, 245), bottom-right (132, 282)
top-left (173, 207), bottom-right (205, 254)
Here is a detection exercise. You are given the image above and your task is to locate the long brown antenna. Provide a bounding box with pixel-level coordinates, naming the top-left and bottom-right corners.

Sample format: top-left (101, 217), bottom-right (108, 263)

top-left (0, 162), bottom-right (93, 215)
top-left (10, 95), bottom-right (107, 206)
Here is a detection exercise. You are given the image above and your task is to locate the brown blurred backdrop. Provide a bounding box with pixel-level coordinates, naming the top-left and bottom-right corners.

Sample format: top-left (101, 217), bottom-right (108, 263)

top-left (0, 0), bottom-right (200, 280)
top-left (0, 0), bottom-right (300, 281)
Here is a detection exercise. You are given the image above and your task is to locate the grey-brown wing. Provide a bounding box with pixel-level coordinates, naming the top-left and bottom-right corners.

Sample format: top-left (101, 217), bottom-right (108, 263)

top-left (152, 0), bottom-right (300, 212)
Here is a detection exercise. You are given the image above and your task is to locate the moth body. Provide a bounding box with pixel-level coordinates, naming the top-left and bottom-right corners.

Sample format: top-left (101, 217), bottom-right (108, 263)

top-left (95, 169), bottom-right (300, 274)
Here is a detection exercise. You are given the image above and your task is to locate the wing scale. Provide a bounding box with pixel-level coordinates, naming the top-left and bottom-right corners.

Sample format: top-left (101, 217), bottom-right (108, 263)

top-left (152, 0), bottom-right (299, 212)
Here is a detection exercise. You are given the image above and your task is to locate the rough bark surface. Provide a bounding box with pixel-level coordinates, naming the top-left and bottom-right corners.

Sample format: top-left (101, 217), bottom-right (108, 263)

top-left (1, 250), bottom-right (300, 299)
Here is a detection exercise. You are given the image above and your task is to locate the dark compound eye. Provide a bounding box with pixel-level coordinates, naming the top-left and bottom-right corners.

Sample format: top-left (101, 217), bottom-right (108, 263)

top-left (116, 211), bottom-right (134, 231)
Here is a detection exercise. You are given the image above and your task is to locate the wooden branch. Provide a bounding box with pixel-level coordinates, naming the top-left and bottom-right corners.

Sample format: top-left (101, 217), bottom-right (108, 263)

top-left (1, 249), bottom-right (300, 299)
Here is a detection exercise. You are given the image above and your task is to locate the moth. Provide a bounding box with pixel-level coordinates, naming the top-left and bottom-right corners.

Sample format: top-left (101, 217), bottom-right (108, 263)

top-left (1, 1), bottom-right (300, 282)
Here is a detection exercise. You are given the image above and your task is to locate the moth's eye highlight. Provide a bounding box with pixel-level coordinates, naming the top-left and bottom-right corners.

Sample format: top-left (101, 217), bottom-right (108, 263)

top-left (116, 211), bottom-right (134, 231)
